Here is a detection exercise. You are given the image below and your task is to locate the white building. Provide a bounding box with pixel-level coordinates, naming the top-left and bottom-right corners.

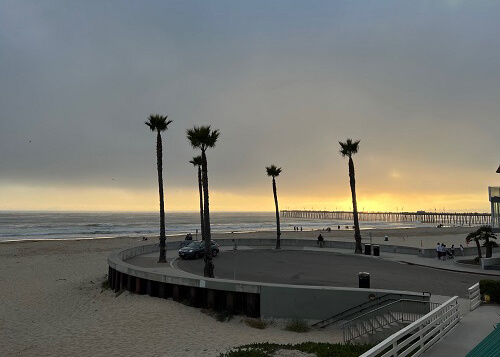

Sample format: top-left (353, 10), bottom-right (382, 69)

top-left (490, 165), bottom-right (500, 232)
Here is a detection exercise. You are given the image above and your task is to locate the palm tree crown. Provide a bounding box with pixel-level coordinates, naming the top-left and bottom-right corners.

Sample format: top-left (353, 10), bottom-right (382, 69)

top-left (145, 114), bottom-right (172, 132)
top-left (186, 125), bottom-right (220, 151)
top-left (266, 165), bottom-right (282, 178)
top-left (190, 155), bottom-right (203, 167)
top-left (339, 139), bottom-right (360, 158)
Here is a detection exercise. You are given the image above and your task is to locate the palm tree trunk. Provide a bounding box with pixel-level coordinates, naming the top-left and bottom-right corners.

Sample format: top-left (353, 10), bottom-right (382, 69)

top-left (272, 177), bottom-right (281, 249)
top-left (198, 166), bottom-right (205, 241)
top-left (475, 239), bottom-right (482, 259)
top-left (486, 238), bottom-right (492, 258)
top-left (157, 131), bottom-right (166, 263)
top-left (349, 157), bottom-right (362, 254)
top-left (201, 150), bottom-right (214, 278)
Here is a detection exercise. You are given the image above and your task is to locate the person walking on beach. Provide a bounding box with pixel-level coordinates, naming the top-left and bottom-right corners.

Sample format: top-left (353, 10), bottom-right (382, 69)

top-left (317, 233), bottom-right (324, 248)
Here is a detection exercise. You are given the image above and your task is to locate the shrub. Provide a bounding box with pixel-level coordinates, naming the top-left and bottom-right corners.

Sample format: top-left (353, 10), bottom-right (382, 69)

top-left (480, 279), bottom-right (500, 303)
top-left (201, 308), bottom-right (233, 322)
top-left (284, 319), bottom-right (310, 333)
top-left (101, 275), bottom-right (110, 291)
top-left (244, 318), bottom-right (268, 330)
top-left (219, 342), bottom-right (374, 357)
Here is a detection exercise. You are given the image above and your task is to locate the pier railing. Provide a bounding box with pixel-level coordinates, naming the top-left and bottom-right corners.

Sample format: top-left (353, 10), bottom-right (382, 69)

top-left (281, 210), bottom-right (491, 226)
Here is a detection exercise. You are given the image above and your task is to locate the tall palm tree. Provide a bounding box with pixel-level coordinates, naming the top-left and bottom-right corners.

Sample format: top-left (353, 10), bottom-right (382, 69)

top-left (145, 114), bottom-right (172, 263)
top-left (339, 139), bottom-right (362, 254)
top-left (190, 155), bottom-right (204, 241)
top-left (186, 126), bottom-right (220, 277)
top-left (266, 165), bottom-right (282, 249)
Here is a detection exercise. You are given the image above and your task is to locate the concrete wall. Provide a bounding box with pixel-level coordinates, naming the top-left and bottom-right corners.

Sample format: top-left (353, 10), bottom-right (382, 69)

top-left (481, 257), bottom-right (500, 270)
top-left (260, 285), bottom-right (425, 320)
top-left (108, 240), bottom-right (428, 319)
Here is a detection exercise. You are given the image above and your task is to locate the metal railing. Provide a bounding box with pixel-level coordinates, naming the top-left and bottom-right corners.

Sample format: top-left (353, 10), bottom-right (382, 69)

top-left (359, 296), bottom-right (460, 357)
top-left (469, 282), bottom-right (481, 311)
top-left (342, 299), bottom-right (440, 343)
top-left (313, 292), bottom-right (431, 329)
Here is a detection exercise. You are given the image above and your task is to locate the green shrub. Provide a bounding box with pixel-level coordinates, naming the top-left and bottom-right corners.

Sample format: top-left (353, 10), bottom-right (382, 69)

top-left (244, 318), bottom-right (268, 329)
top-left (101, 275), bottom-right (110, 291)
top-left (219, 342), bottom-right (374, 357)
top-left (201, 308), bottom-right (233, 322)
top-left (480, 279), bottom-right (500, 303)
top-left (284, 319), bottom-right (310, 333)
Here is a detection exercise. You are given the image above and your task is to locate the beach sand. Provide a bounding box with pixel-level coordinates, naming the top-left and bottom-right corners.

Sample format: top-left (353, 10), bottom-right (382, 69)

top-left (0, 227), bottom-right (475, 356)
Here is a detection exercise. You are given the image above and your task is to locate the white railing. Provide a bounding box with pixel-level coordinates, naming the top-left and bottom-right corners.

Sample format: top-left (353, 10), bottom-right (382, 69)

top-left (468, 283), bottom-right (481, 311)
top-left (342, 299), bottom-right (438, 343)
top-left (359, 296), bottom-right (460, 357)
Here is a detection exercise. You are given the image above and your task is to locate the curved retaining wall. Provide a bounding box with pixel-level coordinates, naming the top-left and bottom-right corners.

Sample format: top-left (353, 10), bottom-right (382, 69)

top-left (107, 239), bottom-right (429, 319)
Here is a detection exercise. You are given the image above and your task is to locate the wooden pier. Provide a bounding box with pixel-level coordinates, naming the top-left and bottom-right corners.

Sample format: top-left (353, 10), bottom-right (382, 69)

top-left (281, 210), bottom-right (491, 226)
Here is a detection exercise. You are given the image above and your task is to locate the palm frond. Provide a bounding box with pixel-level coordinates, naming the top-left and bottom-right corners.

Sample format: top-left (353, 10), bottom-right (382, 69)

top-left (145, 114), bottom-right (172, 132)
top-left (339, 138), bottom-right (360, 157)
top-left (190, 155), bottom-right (203, 167)
top-left (187, 125), bottom-right (220, 150)
top-left (266, 165), bottom-right (282, 177)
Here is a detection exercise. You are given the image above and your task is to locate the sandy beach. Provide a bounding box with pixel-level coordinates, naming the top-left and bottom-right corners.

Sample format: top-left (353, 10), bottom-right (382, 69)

top-left (0, 227), bottom-right (479, 356)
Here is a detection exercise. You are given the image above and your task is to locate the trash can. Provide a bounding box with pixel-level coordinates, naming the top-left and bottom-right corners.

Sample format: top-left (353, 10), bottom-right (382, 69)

top-left (358, 272), bottom-right (370, 288)
top-left (373, 245), bottom-right (380, 256)
top-left (364, 244), bottom-right (371, 255)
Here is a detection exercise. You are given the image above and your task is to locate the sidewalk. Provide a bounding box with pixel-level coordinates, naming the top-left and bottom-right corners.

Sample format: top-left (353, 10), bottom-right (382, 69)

top-left (422, 305), bottom-right (500, 357)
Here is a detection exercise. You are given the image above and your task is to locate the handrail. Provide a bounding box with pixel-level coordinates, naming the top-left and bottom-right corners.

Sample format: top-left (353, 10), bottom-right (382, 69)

top-left (359, 296), bottom-right (460, 357)
top-left (313, 292), bottom-right (430, 329)
top-left (342, 299), bottom-right (432, 326)
top-left (312, 293), bottom-right (393, 328)
top-left (468, 282), bottom-right (480, 311)
top-left (342, 299), bottom-right (439, 343)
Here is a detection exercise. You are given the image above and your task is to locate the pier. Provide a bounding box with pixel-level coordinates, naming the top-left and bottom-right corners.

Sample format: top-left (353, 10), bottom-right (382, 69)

top-left (281, 210), bottom-right (492, 226)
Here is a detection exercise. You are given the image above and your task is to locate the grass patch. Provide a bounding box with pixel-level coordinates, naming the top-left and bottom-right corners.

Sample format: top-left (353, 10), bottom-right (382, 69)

top-left (219, 342), bottom-right (374, 357)
top-left (100, 275), bottom-right (110, 292)
top-left (201, 308), bottom-right (234, 322)
top-left (284, 319), bottom-right (310, 333)
top-left (244, 318), bottom-right (268, 330)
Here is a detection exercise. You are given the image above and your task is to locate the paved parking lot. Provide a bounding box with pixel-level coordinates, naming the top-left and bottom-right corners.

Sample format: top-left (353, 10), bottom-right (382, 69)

top-left (177, 249), bottom-right (495, 298)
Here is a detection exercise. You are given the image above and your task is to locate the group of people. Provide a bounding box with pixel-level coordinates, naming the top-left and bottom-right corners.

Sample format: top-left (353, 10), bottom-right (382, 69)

top-left (293, 226), bottom-right (303, 231)
top-left (436, 242), bottom-right (465, 260)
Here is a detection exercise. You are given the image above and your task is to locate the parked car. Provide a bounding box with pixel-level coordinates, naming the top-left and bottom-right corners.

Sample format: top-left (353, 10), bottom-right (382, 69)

top-left (178, 240), bottom-right (220, 259)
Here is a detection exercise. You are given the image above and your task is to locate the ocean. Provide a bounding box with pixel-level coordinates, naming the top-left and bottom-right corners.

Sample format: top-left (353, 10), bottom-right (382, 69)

top-left (0, 211), bottom-right (434, 242)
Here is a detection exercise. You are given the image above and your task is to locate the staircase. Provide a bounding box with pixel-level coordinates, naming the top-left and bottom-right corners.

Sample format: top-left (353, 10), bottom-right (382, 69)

top-left (312, 292), bottom-right (431, 330)
top-left (342, 299), bottom-right (439, 343)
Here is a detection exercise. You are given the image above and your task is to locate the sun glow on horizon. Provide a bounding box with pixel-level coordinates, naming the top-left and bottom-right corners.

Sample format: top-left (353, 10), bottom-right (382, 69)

top-left (0, 184), bottom-right (491, 213)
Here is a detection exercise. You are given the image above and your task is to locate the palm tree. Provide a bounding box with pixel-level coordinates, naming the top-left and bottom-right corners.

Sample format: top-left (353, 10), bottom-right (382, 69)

top-left (266, 165), bottom-right (282, 249)
top-left (339, 139), bottom-right (362, 254)
top-left (145, 114), bottom-right (172, 263)
top-left (190, 155), bottom-right (204, 241)
top-left (186, 126), bottom-right (220, 277)
top-left (466, 225), bottom-right (497, 259)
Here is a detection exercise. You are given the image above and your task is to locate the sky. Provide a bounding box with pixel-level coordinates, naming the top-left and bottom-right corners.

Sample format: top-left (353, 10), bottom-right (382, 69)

top-left (0, 0), bottom-right (499, 212)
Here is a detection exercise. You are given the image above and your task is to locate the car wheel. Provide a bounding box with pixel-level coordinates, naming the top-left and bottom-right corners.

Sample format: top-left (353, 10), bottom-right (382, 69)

top-left (212, 250), bottom-right (218, 257)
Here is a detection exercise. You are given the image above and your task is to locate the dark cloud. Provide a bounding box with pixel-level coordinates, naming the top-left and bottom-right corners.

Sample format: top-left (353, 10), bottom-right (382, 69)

top-left (0, 1), bottom-right (499, 202)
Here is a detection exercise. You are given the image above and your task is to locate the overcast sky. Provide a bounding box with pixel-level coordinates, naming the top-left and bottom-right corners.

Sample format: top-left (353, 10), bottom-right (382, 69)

top-left (0, 0), bottom-right (499, 212)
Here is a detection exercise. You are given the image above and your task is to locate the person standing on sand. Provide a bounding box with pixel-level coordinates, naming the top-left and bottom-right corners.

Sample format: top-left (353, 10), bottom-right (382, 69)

top-left (436, 243), bottom-right (441, 259)
top-left (460, 244), bottom-right (465, 256)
